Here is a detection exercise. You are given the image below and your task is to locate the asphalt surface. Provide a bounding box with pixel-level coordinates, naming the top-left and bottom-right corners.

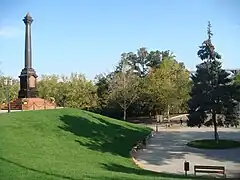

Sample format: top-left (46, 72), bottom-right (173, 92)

top-left (136, 127), bottom-right (240, 178)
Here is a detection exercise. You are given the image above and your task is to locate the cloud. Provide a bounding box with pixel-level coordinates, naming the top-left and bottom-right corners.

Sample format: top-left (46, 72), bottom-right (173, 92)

top-left (0, 26), bottom-right (23, 38)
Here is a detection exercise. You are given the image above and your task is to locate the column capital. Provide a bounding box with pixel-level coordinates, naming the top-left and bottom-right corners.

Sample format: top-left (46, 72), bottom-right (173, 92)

top-left (23, 12), bottom-right (33, 25)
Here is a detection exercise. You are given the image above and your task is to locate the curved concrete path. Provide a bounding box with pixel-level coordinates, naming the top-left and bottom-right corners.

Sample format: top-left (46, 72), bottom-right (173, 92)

top-left (136, 127), bottom-right (240, 178)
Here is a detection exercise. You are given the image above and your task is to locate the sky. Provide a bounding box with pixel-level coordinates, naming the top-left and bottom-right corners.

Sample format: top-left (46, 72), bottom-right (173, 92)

top-left (0, 0), bottom-right (239, 80)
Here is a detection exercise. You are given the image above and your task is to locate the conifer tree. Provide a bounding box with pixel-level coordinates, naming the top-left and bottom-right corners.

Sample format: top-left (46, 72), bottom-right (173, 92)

top-left (188, 22), bottom-right (240, 141)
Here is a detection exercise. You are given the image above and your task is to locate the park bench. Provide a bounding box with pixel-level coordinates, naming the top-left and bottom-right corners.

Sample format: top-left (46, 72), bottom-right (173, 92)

top-left (194, 165), bottom-right (226, 178)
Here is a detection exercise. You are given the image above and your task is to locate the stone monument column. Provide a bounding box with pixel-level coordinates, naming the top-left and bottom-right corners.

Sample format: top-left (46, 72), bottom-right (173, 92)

top-left (18, 13), bottom-right (38, 98)
top-left (24, 12), bottom-right (33, 69)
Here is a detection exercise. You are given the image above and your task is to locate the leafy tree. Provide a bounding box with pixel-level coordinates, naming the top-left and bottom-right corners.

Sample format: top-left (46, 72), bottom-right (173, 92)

top-left (115, 53), bottom-right (137, 74)
top-left (233, 74), bottom-right (240, 85)
top-left (146, 58), bottom-right (190, 117)
top-left (171, 64), bottom-right (191, 114)
top-left (188, 22), bottom-right (240, 141)
top-left (225, 73), bottom-right (240, 127)
top-left (64, 73), bottom-right (97, 109)
top-left (146, 50), bottom-right (162, 69)
top-left (0, 77), bottom-right (5, 104)
top-left (115, 48), bottom-right (148, 77)
top-left (94, 73), bottom-right (118, 114)
top-left (109, 48), bottom-right (190, 119)
top-left (136, 47), bottom-right (149, 77)
top-left (37, 73), bottom-right (97, 109)
top-left (116, 48), bottom-right (176, 77)
top-left (55, 81), bottom-right (68, 107)
top-left (108, 59), bottom-right (140, 120)
top-left (0, 76), bottom-right (19, 104)
top-left (115, 49), bottom-right (180, 117)
top-left (38, 74), bottom-right (59, 100)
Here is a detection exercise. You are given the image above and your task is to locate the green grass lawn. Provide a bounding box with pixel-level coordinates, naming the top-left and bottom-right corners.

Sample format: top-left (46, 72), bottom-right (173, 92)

top-left (187, 139), bottom-right (240, 149)
top-left (0, 108), bottom-right (211, 180)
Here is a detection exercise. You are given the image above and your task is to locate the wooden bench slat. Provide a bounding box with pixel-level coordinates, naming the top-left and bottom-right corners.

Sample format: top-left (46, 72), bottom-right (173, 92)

top-left (194, 165), bottom-right (226, 177)
top-left (194, 165), bottom-right (225, 170)
top-left (195, 170), bottom-right (224, 174)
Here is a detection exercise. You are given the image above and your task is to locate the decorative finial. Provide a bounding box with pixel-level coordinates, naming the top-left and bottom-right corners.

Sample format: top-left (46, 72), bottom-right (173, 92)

top-left (23, 12), bottom-right (33, 25)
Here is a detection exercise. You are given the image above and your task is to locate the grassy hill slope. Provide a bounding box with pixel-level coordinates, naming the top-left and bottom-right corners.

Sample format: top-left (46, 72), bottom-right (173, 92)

top-left (0, 108), bottom-right (188, 180)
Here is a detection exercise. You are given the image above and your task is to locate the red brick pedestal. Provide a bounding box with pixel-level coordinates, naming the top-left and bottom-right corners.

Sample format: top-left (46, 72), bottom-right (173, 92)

top-left (1, 98), bottom-right (56, 111)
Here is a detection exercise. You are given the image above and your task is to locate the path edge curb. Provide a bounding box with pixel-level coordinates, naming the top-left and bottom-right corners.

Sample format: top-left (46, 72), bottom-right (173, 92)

top-left (129, 130), bottom-right (156, 169)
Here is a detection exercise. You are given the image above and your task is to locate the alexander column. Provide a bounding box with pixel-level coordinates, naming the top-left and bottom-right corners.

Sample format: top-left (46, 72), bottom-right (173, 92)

top-left (18, 13), bottom-right (38, 98)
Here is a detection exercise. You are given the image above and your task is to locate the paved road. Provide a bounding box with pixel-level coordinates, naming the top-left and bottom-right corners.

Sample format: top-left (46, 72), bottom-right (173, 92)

top-left (136, 127), bottom-right (240, 178)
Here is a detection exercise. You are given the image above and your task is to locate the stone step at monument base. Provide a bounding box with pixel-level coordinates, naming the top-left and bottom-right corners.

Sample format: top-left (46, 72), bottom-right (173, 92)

top-left (1, 98), bottom-right (56, 111)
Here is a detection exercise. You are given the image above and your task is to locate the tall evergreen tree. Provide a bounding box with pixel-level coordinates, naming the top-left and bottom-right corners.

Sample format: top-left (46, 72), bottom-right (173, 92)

top-left (188, 22), bottom-right (240, 141)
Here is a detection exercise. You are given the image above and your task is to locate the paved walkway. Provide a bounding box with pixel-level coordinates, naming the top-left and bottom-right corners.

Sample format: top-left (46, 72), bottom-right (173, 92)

top-left (136, 127), bottom-right (240, 178)
top-left (0, 110), bottom-right (21, 113)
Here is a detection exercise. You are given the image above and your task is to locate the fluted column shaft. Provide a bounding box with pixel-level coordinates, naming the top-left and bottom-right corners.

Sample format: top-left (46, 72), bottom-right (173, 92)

top-left (23, 13), bottom-right (33, 69)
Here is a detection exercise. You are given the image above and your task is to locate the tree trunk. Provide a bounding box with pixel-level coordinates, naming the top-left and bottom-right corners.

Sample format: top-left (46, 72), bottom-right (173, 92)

top-left (149, 111), bottom-right (152, 119)
top-left (167, 105), bottom-right (170, 120)
top-left (212, 111), bottom-right (219, 142)
top-left (123, 108), bottom-right (127, 121)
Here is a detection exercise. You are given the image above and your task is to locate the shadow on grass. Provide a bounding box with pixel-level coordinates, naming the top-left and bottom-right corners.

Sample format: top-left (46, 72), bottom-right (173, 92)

top-left (58, 112), bottom-right (150, 158)
top-left (0, 156), bottom-right (80, 180)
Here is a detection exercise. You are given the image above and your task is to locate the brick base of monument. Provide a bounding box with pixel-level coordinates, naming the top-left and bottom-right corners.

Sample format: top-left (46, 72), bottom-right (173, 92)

top-left (0, 98), bottom-right (56, 111)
